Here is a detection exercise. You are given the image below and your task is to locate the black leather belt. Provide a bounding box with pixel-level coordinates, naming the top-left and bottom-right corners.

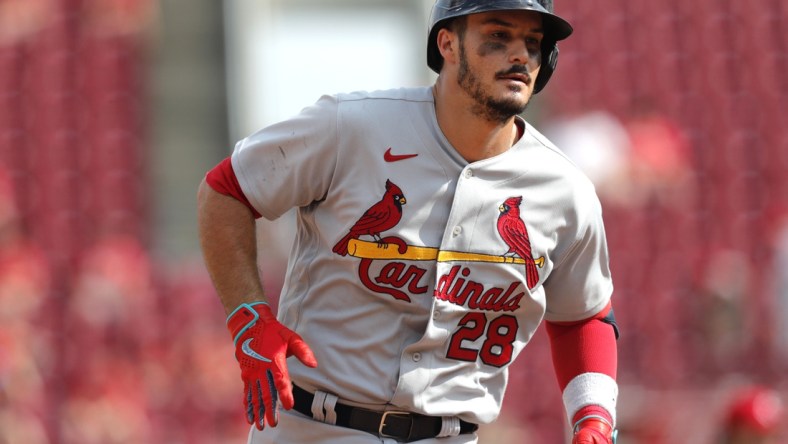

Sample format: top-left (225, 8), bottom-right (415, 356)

top-left (292, 384), bottom-right (478, 442)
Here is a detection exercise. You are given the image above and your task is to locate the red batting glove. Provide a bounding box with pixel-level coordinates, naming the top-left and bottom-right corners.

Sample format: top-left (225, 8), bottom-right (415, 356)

top-left (227, 302), bottom-right (317, 430)
top-left (572, 417), bottom-right (617, 444)
top-left (572, 406), bottom-right (617, 444)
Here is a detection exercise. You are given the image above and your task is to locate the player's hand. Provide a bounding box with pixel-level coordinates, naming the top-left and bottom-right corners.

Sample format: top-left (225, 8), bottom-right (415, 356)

top-left (572, 416), bottom-right (617, 444)
top-left (227, 302), bottom-right (318, 430)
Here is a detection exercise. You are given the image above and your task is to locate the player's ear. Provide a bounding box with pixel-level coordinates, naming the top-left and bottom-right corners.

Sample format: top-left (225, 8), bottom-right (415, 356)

top-left (436, 27), bottom-right (459, 68)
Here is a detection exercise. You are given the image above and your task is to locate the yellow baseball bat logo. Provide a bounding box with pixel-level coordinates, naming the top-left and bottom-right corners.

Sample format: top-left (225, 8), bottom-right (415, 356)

top-left (346, 239), bottom-right (545, 268)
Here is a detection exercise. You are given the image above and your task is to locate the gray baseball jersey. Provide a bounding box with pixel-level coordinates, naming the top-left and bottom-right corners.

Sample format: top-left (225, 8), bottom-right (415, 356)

top-left (231, 86), bottom-right (612, 427)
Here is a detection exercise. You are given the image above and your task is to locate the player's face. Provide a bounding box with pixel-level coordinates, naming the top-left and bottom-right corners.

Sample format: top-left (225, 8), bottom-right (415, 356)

top-left (457, 11), bottom-right (543, 123)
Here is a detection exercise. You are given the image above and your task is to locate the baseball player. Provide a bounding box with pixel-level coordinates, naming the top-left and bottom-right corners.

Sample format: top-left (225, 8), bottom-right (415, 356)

top-left (197, 1), bottom-right (619, 443)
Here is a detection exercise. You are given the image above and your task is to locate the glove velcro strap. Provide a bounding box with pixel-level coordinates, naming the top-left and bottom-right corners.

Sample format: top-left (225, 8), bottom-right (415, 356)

top-left (573, 416), bottom-right (617, 443)
top-left (573, 415), bottom-right (612, 433)
top-left (227, 301), bottom-right (270, 345)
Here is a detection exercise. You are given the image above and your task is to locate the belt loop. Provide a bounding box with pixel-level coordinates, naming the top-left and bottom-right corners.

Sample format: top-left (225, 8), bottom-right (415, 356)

top-left (322, 392), bottom-right (339, 425)
top-left (310, 390), bottom-right (339, 425)
top-left (437, 416), bottom-right (461, 437)
top-left (311, 391), bottom-right (328, 422)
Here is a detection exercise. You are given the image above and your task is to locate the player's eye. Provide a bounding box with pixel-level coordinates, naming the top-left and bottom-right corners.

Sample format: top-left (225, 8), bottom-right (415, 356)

top-left (525, 36), bottom-right (542, 54)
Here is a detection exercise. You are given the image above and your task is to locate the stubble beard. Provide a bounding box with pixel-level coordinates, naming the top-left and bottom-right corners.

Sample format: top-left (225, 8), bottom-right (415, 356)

top-left (457, 44), bottom-right (530, 124)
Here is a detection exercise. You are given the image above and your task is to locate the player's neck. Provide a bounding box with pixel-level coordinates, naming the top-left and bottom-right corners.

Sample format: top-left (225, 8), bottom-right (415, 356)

top-left (432, 82), bottom-right (519, 163)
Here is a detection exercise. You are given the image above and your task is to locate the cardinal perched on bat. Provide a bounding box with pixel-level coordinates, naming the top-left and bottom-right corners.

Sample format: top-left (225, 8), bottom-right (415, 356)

top-left (333, 179), bottom-right (407, 256)
top-left (497, 196), bottom-right (540, 289)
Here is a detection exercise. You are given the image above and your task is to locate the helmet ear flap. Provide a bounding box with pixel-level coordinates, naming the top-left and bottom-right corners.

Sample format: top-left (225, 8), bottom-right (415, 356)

top-left (533, 42), bottom-right (559, 94)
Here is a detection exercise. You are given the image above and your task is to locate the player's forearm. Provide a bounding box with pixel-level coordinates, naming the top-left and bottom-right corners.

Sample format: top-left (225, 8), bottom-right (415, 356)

top-left (197, 177), bottom-right (267, 315)
top-left (546, 304), bottom-right (619, 429)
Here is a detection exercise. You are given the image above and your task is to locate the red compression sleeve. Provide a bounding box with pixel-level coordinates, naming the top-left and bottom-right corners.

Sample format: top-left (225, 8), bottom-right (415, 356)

top-left (545, 302), bottom-right (618, 391)
top-left (205, 157), bottom-right (262, 219)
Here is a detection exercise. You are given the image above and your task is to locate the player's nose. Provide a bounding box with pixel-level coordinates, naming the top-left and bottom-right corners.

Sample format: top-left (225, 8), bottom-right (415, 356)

top-left (507, 40), bottom-right (540, 70)
top-left (508, 41), bottom-right (526, 64)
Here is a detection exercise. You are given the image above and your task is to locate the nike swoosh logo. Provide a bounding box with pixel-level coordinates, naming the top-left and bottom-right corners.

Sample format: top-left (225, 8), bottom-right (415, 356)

top-left (242, 338), bottom-right (271, 362)
top-left (384, 147), bottom-right (418, 162)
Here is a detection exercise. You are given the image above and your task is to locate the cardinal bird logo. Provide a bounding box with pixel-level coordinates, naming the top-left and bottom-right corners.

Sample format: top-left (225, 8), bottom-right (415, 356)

top-left (496, 196), bottom-right (540, 289)
top-left (333, 179), bottom-right (407, 256)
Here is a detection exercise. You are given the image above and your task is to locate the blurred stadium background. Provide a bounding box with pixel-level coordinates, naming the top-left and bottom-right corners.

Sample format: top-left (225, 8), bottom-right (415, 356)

top-left (0, 0), bottom-right (785, 443)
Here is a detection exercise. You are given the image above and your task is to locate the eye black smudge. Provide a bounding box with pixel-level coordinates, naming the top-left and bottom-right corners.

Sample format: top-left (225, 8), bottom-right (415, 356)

top-left (478, 41), bottom-right (506, 57)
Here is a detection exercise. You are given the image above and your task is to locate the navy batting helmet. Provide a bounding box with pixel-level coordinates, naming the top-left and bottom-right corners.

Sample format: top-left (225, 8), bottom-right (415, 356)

top-left (427, 0), bottom-right (573, 94)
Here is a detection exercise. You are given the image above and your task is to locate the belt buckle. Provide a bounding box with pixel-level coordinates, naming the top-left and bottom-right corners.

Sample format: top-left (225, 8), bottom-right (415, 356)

top-left (378, 410), bottom-right (412, 440)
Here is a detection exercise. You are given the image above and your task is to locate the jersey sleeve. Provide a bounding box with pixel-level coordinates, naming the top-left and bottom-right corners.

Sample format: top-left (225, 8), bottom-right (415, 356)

top-left (543, 188), bottom-right (613, 322)
top-left (230, 95), bottom-right (339, 220)
top-left (205, 157), bottom-right (263, 219)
